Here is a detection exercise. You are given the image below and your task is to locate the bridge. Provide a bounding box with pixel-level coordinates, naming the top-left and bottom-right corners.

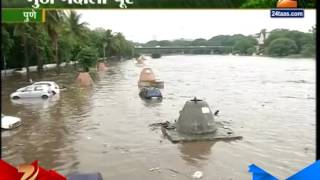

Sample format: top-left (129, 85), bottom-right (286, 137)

top-left (134, 46), bottom-right (233, 55)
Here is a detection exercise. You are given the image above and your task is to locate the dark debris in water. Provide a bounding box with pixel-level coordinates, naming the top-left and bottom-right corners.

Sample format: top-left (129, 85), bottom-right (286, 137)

top-left (149, 121), bottom-right (176, 130)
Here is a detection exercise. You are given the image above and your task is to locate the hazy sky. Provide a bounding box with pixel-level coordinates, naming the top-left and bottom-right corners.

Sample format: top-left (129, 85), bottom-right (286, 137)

top-left (76, 10), bottom-right (316, 43)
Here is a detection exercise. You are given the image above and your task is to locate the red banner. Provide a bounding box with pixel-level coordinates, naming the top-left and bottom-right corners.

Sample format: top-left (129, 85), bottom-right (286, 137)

top-left (0, 160), bottom-right (66, 180)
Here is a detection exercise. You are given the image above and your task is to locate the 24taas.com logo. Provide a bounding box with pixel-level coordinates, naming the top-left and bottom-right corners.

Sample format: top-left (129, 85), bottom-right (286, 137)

top-left (271, 0), bottom-right (304, 18)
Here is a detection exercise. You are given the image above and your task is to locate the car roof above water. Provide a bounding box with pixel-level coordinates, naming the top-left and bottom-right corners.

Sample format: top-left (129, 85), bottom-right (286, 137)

top-left (33, 81), bottom-right (57, 85)
top-left (142, 87), bottom-right (160, 90)
top-left (24, 84), bottom-right (50, 90)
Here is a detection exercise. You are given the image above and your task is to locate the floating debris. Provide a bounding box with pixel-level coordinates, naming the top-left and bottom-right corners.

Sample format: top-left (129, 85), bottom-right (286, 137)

top-left (149, 167), bottom-right (161, 172)
top-left (192, 171), bottom-right (203, 179)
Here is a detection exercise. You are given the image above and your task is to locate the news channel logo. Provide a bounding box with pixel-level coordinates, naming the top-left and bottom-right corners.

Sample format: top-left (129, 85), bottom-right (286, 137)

top-left (271, 0), bottom-right (304, 18)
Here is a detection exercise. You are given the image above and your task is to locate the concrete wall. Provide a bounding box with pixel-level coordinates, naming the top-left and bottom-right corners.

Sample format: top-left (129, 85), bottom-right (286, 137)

top-left (1, 61), bottom-right (77, 76)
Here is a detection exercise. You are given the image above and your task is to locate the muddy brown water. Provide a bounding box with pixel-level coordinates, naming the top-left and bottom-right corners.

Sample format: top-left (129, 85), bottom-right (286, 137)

top-left (1, 55), bottom-right (315, 179)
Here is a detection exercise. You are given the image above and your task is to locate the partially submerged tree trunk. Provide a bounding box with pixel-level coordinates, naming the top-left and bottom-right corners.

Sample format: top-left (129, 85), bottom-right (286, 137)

top-left (35, 40), bottom-right (44, 73)
top-left (54, 39), bottom-right (60, 74)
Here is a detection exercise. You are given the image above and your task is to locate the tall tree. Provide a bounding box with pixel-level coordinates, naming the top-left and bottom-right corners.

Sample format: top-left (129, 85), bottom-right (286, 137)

top-left (45, 10), bottom-right (65, 73)
top-left (266, 38), bottom-right (298, 57)
top-left (13, 24), bottom-right (32, 80)
top-left (30, 24), bottom-right (50, 73)
top-left (63, 10), bottom-right (89, 63)
top-left (65, 10), bottom-right (88, 40)
top-left (104, 29), bottom-right (114, 58)
top-left (1, 26), bottom-right (14, 69)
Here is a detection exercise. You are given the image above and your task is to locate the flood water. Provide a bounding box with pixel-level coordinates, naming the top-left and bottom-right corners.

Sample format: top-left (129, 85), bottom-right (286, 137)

top-left (1, 55), bottom-right (315, 179)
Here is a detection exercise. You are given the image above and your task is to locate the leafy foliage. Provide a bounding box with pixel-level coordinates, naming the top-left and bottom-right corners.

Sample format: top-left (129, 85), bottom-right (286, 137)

top-left (78, 46), bottom-right (97, 72)
top-left (264, 29), bottom-right (315, 57)
top-left (1, 26), bottom-right (14, 58)
top-left (151, 53), bottom-right (161, 59)
top-left (141, 34), bottom-right (258, 55)
top-left (1, 10), bottom-right (134, 73)
top-left (233, 39), bottom-right (257, 55)
top-left (266, 38), bottom-right (298, 57)
top-left (241, 0), bottom-right (277, 8)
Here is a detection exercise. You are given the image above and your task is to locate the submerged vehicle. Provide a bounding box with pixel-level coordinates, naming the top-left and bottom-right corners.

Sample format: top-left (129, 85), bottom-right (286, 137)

top-left (32, 81), bottom-right (60, 94)
top-left (1, 114), bottom-right (22, 130)
top-left (139, 87), bottom-right (162, 99)
top-left (161, 97), bottom-right (242, 143)
top-left (10, 85), bottom-right (53, 99)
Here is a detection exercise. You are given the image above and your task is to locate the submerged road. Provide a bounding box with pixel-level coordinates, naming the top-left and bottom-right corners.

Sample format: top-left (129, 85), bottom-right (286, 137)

top-left (1, 55), bottom-right (315, 179)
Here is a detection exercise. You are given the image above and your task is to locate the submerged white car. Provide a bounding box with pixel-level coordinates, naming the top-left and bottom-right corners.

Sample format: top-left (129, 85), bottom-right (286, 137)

top-left (1, 114), bottom-right (22, 129)
top-left (32, 81), bottom-right (60, 94)
top-left (10, 85), bottom-right (53, 99)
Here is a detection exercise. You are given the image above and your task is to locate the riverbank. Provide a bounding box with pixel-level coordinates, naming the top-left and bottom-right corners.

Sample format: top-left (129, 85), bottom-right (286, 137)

top-left (1, 61), bottom-right (78, 77)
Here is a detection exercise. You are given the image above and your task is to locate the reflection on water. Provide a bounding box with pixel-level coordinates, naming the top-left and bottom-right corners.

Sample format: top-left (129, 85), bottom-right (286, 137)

top-left (10, 94), bottom-right (60, 110)
top-left (1, 55), bottom-right (315, 179)
top-left (141, 98), bottom-right (163, 108)
top-left (178, 142), bottom-right (215, 167)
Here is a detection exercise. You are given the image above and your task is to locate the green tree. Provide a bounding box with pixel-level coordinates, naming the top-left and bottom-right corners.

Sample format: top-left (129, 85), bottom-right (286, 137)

top-left (30, 24), bottom-right (49, 72)
top-left (299, 0), bottom-right (315, 8)
top-left (247, 47), bottom-right (257, 55)
top-left (171, 39), bottom-right (192, 46)
top-left (300, 43), bottom-right (315, 57)
top-left (89, 28), bottom-right (108, 58)
top-left (77, 46), bottom-right (97, 72)
top-left (266, 38), bottom-right (298, 57)
top-left (207, 35), bottom-right (233, 46)
top-left (45, 10), bottom-right (65, 73)
top-left (158, 40), bottom-right (172, 46)
top-left (190, 38), bottom-right (207, 46)
top-left (145, 40), bottom-right (159, 47)
top-left (62, 10), bottom-right (89, 63)
top-left (65, 10), bottom-right (88, 40)
top-left (1, 26), bottom-right (14, 69)
top-left (265, 28), bottom-right (315, 56)
top-left (241, 0), bottom-right (277, 8)
top-left (13, 23), bottom-right (32, 80)
top-left (233, 39), bottom-right (254, 55)
top-left (104, 29), bottom-right (114, 58)
top-left (231, 35), bottom-right (258, 55)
